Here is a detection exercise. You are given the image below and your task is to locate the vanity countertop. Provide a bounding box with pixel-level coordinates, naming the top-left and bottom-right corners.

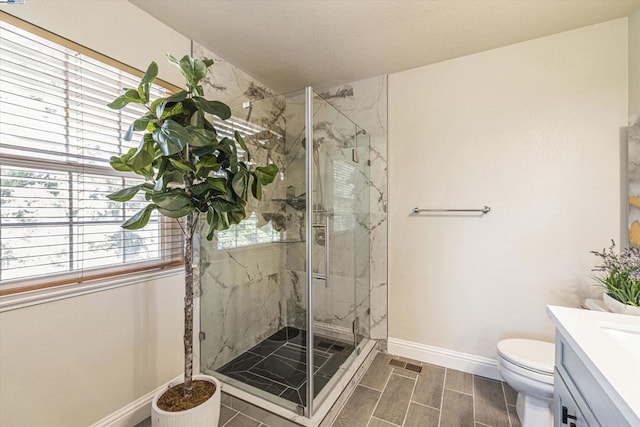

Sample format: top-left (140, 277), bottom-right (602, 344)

top-left (547, 305), bottom-right (640, 425)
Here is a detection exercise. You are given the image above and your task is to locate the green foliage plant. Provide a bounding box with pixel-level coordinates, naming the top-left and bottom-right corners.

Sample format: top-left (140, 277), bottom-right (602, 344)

top-left (107, 55), bottom-right (278, 402)
top-left (591, 240), bottom-right (640, 307)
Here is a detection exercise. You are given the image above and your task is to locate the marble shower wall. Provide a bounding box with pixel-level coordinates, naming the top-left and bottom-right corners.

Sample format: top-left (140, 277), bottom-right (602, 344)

top-left (282, 94), bottom-right (372, 341)
top-left (318, 77), bottom-right (388, 340)
top-left (193, 40), bottom-right (389, 371)
top-left (193, 43), bottom-right (291, 370)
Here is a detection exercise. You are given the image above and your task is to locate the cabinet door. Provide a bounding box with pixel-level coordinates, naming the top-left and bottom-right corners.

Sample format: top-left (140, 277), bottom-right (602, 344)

top-left (554, 370), bottom-right (594, 427)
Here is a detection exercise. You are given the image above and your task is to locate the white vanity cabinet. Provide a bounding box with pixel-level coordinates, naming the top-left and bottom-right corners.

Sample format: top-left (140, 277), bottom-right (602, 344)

top-left (554, 331), bottom-right (629, 426)
top-left (547, 306), bottom-right (640, 427)
top-left (554, 369), bottom-right (590, 427)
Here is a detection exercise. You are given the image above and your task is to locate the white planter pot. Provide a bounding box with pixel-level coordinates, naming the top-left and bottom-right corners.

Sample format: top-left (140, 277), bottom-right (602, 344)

top-left (151, 374), bottom-right (221, 427)
top-left (603, 293), bottom-right (640, 316)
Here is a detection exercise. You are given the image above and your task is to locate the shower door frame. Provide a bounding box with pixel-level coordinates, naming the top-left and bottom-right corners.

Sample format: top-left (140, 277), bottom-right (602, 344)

top-left (304, 86), bottom-right (315, 417)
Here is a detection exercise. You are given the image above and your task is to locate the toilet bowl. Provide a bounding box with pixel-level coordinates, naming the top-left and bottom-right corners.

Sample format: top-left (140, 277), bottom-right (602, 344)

top-left (497, 339), bottom-right (555, 427)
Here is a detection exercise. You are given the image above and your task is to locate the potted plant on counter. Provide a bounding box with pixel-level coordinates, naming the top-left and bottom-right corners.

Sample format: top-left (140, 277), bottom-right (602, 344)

top-left (107, 54), bottom-right (278, 426)
top-left (591, 240), bottom-right (640, 316)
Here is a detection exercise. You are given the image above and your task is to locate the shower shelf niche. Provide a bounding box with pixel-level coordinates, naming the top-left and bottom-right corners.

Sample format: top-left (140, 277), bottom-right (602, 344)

top-left (271, 197), bottom-right (306, 210)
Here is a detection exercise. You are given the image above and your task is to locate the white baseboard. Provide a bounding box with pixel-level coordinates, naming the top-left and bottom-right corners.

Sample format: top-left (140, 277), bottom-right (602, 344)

top-left (90, 375), bottom-right (181, 427)
top-left (388, 337), bottom-right (501, 381)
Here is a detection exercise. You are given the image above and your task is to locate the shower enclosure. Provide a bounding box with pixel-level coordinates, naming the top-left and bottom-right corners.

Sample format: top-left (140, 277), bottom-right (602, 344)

top-left (199, 88), bottom-right (371, 418)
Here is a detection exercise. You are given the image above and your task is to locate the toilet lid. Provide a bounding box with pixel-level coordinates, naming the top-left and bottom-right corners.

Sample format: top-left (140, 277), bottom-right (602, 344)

top-left (497, 339), bottom-right (554, 375)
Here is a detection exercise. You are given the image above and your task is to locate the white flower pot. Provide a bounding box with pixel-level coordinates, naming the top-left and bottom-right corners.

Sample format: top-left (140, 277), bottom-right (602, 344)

top-left (151, 375), bottom-right (221, 427)
top-left (602, 293), bottom-right (640, 316)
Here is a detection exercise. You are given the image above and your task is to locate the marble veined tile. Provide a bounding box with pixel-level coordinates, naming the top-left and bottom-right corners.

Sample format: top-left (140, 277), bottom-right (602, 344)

top-left (250, 354), bottom-right (307, 388)
top-left (248, 339), bottom-right (283, 357)
top-left (219, 352), bottom-right (263, 374)
top-left (273, 344), bottom-right (330, 369)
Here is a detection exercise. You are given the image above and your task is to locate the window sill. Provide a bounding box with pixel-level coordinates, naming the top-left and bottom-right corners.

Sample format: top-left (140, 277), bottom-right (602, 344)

top-left (0, 267), bottom-right (183, 313)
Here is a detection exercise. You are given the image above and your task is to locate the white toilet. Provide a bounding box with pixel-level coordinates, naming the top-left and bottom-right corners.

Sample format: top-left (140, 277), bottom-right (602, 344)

top-left (497, 339), bottom-right (555, 427)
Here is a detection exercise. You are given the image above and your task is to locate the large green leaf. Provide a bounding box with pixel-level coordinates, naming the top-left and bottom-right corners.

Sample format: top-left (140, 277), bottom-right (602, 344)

top-left (179, 55), bottom-right (197, 85)
top-left (191, 182), bottom-right (211, 197)
top-left (127, 136), bottom-right (154, 170)
top-left (191, 176), bottom-right (226, 197)
top-left (159, 102), bottom-right (184, 120)
top-left (186, 126), bottom-right (217, 147)
top-left (199, 156), bottom-right (220, 168)
top-left (137, 62), bottom-right (157, 103)
top-left (108, 184), bottom-right (144, 202)
top-left (163, 119), bottom-right (190, 144)
top-left (152, 120), bottom-right (187, 156)
top-left (109, 147), bottom-right (137, 171)
top-left (193, 58), bottom-right (208, 82)
top-left (168, 55), bottom-right (211, 88)
top-left (206, 177), bottom-right (227, 193)
top-left (210, 198), bottom-right (237, 213)
top-left (108, 89), bottom-right (142, 109)
top-left (194, 97), bottom-right (231, 120)
top-left (122, 204), bottom-right (156, 230)
top-left (155, 91), bottom-right (188, 117)
top-left (169, 158), bottom-right (193, 172)
top-left (231, 169), bottom-right (249, 200)
top-left (160, 170), bottom-right (184, 186)
top-left (251, 176), bottom-right (262, 200)
top-left (167, 54), bottom-right (195, 86)
top-left (110, 155), bottom-right (133, 172)
top-left (124, 117), bottom-right (154, 141)
top-left (254, 163), bottom-right (279, 185)
top-left (192, 145), bottom-right (217, 158)
top-left (151, 188), bottom-right (192, 211)
top-left (157, 204), bottom-right (194, 218)
top-left (227, 208), bottom-right (246, 225)
top-left (140, 61), bottom-right (158, 85)
top-left (190, 110), bottom-right (204, 128)
top-left (234, 131), bottom-right (249, 157)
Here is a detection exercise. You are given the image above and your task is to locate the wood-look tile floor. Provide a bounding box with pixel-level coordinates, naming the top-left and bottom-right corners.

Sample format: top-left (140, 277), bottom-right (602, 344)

top-left (137, 352), bottom-right (520, 427)
top-left (331, 353), bottom-right (521, 427)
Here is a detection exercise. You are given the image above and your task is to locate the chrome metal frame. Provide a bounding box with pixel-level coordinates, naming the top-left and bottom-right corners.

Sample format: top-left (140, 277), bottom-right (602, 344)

top-left (304, 86), bottom-right (315, 418)
top-left (412, 206), bottom-right (491, 214)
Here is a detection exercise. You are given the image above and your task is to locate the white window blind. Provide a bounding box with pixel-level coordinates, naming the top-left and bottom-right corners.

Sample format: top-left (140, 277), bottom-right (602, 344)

top-left (216, 211), bottom-right (280, 250)
top-left (333, 160), bottom-right (356, 232)
top-left (0, 17), bottom-right (182, 292)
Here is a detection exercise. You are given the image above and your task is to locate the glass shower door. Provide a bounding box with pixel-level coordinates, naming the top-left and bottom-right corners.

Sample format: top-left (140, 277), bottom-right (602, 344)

top-left (308, 90), bottom-right (370, 411)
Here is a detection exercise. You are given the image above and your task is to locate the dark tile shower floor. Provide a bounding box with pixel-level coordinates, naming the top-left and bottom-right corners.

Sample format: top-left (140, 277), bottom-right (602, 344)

top-left (218, 326), bottom-right (355, 406)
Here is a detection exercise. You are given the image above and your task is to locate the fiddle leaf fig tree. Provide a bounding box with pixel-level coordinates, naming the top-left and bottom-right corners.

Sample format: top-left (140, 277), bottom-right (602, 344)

top-left (107, 54), bottom-right (278, 401)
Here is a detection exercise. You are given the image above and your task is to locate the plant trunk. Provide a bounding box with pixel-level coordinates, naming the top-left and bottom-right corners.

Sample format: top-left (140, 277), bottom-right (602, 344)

top-left (183, 212), bottom-right (195, 400)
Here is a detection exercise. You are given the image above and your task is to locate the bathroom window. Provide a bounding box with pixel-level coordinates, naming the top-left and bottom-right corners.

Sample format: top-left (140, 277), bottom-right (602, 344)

top-left (216, 212), bottom-right (280, 250)
top-left (332, 160), bottom-right (356, 232)
top-left (0, 16), bottom-right (183, 294)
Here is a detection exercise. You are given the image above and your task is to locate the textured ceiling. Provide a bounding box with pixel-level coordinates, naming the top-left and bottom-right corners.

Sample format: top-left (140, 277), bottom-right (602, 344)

top-left (131, 0), bottom-right (639, 93)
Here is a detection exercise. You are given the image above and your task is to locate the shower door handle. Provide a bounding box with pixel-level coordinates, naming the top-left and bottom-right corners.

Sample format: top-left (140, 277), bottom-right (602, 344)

top-left (324, 215), bottom-right (330, 288)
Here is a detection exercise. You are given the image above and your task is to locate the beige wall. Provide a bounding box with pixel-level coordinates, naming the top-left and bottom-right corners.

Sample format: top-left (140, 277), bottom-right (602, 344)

top-left (0, 0), bottom-right (190, 86)
top-left (0, 1), bottom-right (190, 426)
top-left (388, 19), bottom-right (627, 359)
top-left (0, 274), bottom-right (184, 427)
top-left (631, 6), bottom-right (640, 117)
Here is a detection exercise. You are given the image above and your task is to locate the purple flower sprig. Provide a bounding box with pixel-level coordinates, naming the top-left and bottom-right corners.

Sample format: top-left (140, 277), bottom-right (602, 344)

top-left (591, 240), bottom-right (640, 306)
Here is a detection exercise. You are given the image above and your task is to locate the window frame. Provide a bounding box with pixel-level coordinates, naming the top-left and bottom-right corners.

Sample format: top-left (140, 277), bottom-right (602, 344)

top-left (0, 11), bottom-right (184, 296)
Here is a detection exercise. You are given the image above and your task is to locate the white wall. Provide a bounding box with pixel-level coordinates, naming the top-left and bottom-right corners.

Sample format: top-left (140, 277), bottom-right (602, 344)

top-left (0, 1), bottom-right (191, 425)
top-left (631, 6), bottom-right (640, 118)
top-left (0, 273), bottom-right (184, 427)
top-left (0, 0), bottom-right (190, 86)
top-left (388, 19), bottom-right (627, 360)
